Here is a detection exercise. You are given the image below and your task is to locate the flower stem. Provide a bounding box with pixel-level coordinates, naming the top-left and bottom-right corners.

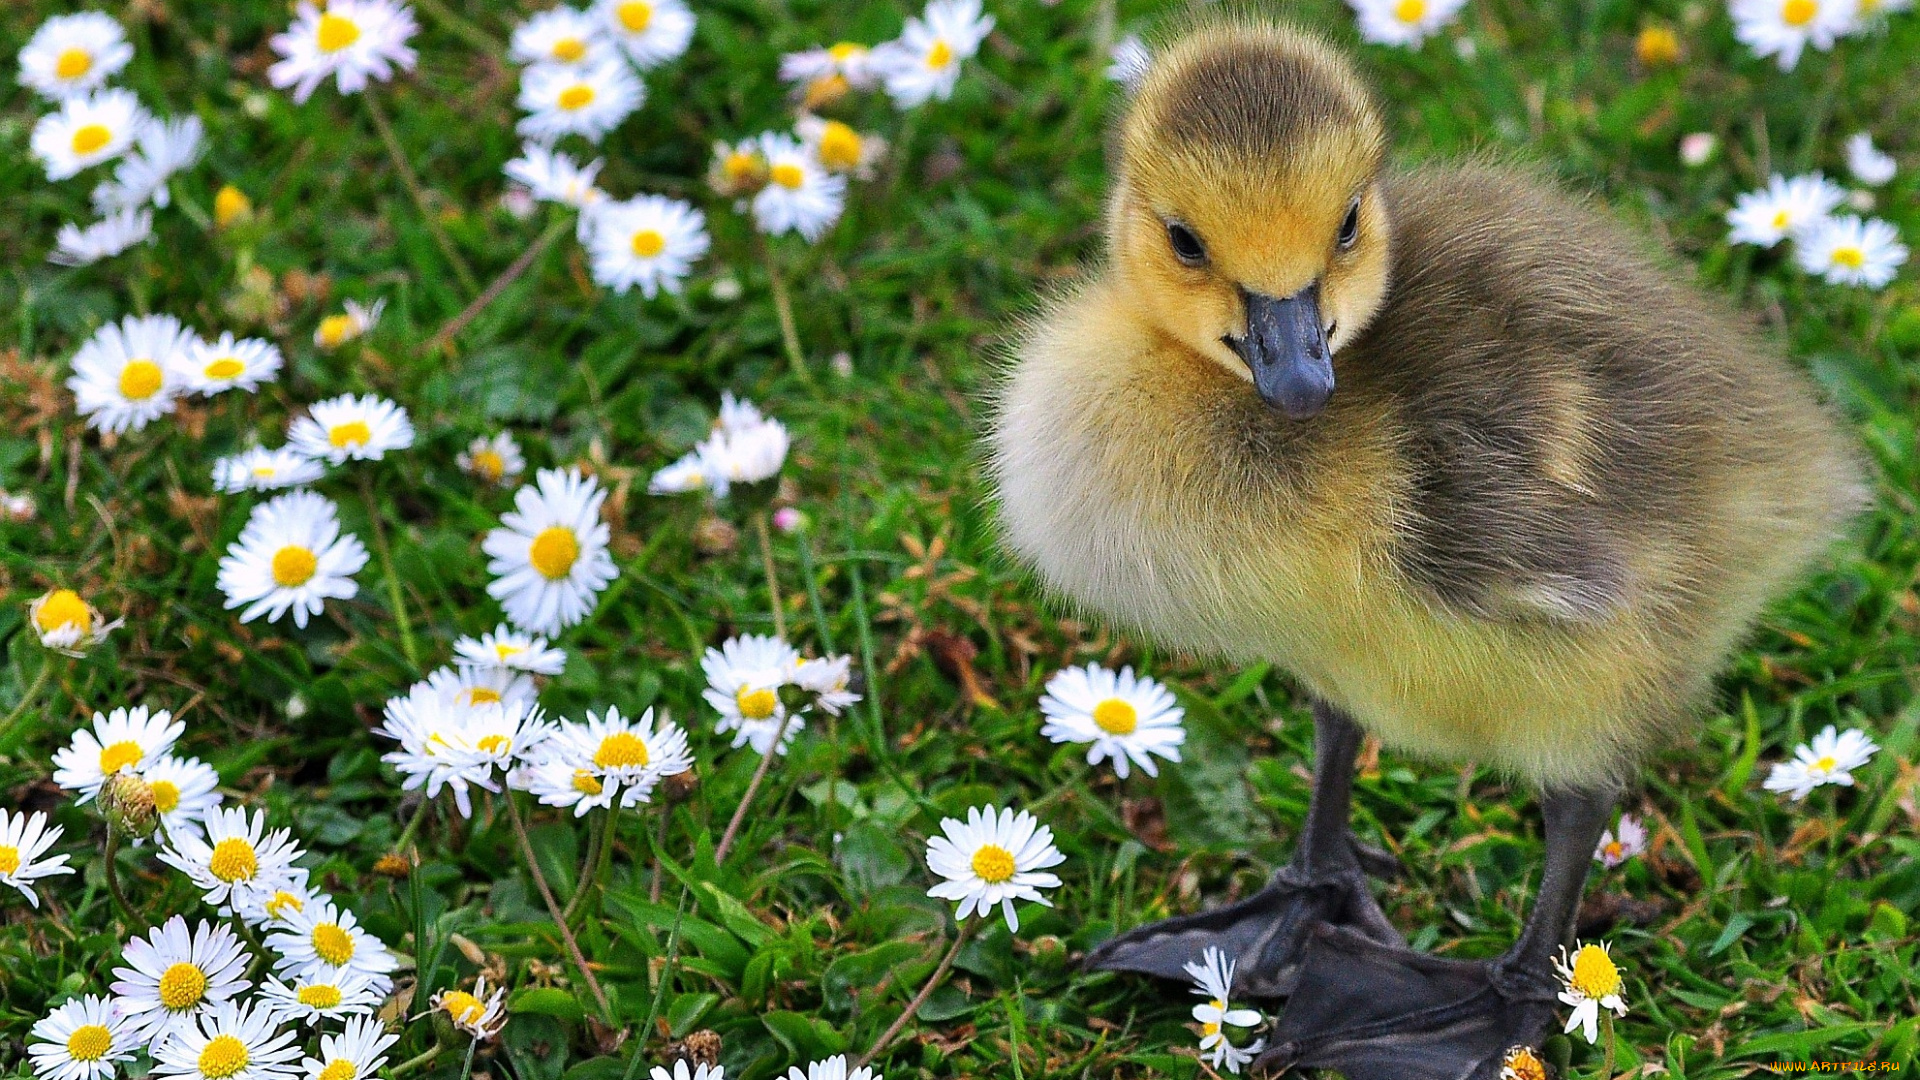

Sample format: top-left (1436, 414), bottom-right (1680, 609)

top-left (854, 920), bottom-right (974, 1070)
top-left (760, 239), bottom-right (814, 386)
top-left (713, 712), bottom-right (796, 865)
top-left (0, 653), bottom-right (56, 739)
top-left (101, 830), bottom-right (140, 926)
top-left (363, 88), bottom-right (480, 295)
top-left (408, 0), bottom-right (504, 58)
top-left (648, 808), bottom-right (671, 905)
top-left (394, 797), bottom-right (431, 857)
top-left (504, 792), bottom-right (617, 1026)
top-left (428, 217), bottom-right (571, 354)
top-left (360, 476), bottom-right (421, 675)
top-left (1599, 1010), bottom-right (1615, 1079)
top-left (1026, 760), bottom-right (1091, 815)
top-left (562, 809), bottom-right (606, 924)
top-left (390, 1045), bottom-right (444, 1079)
top-left (754, 509), bottom-right (787, 639)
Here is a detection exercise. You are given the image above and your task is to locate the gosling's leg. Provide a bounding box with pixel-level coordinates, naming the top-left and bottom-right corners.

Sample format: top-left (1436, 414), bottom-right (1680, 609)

top-left (1084, 701), bottom-right (1402, 996)
top-left (1257, 785), bottom-right (1617, 1080)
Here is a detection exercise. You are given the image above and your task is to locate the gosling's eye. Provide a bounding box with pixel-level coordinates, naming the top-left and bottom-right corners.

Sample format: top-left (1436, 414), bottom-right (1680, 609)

top-left (1166, 222), bottom-right (1209, 266)
top-left (1338, 200), bottom-right (1361, 250)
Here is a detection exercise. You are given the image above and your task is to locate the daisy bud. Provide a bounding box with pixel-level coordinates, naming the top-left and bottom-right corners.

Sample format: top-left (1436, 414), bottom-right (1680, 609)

top-left (1678, 132), bottom-right (1715, 168)
top-left (213, 184), bottom-right (252, 228)
top-left (708, 139), bottom-right (769, 198)
top-left (772, 506), bottom-right (806, 533)
top-left (100, 771), bottom-right (159, 840)
top-left (666, 1029), bottom-right (722, 1067)
top-left (1634, 25), bottom-right (1680, 66)
top-left (693, 516), bottom-right (739, 555)
top-left (29, 587), bottom-right (117, 654)
top-left (371, 852), bottom-right (413, 878)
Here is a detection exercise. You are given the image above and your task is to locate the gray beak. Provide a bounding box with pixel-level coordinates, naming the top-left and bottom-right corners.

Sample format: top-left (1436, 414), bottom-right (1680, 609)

top-left (1223, 284), bottom-right (1334, 420)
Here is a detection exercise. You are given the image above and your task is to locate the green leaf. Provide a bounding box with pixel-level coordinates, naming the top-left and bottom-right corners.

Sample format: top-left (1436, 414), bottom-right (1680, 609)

top-left (508, 986), bottom-right (587, 1022)
top-left (761, 1011), bottom-right (846, 1060)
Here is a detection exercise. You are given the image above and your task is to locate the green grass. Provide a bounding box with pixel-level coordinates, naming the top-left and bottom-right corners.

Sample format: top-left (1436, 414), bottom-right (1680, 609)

top-left (2, 1), bottom-right (1918, 1078)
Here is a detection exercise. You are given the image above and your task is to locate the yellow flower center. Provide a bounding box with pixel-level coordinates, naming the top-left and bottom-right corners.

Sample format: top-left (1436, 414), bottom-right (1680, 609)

top-left (265, 890), bottom-right (306, 919)
top-left (1568, 944), bottom-right (1622, 1000)
top-left (1830, 247), bottom-right (1865, 269)
top-left (557, 84), bottom-right (595, 111)
top-left (253, 466), bottom-right (278, 478)
top-left (317, 1061), bottom-right (358, 1080)
top-left (631, 229), bottom-right (666, 257)
top-left (723, 152), bottom-right (762, 182)
top-left (197, 1034), bottom-right (250, 1079)
top-left (529, 526), bottom-right (580, 580)
top-left (461, 687), bottom-right (504, 706)
top-left (316, 13), bottom-right (361, 53)
top-left (158, 961), bottom-right (209, 1010)
top-left (971, 844), bottom-right (1016, 883)
top-left (1771, 209), bottom-right (1792, 229)
top-left (1635, 26), bottom-right (1680, 64)
top-left (594, 732), bottom-right (650, 769)
top-left (151, 779), bottom-right (181, 814)
top-left (1394, 0), bottom-right (1427, 22)
top-left (1202, 1020), bottom-right (1221, 1037)
top-left (214, 186), bottom-right (250, 227)
top-left (769, 163), bottom-right (805, 190)
top-left (119, 359), bottom-right (163, 400)
top-left (552, 37), bottom-right (587, 62)
top-left (477, 734), bottom-right (510, 755)
top-left (816, 122), bottom-right (864, 170)
top-left (617, 1), bottom-right (652, 32)
top-left (736, 686), bottom-right (778, 720)
top-left (440, 991), bottom-right (485, 1025)
top-left (571, 769), bottom-right (604, 794)
top-left (1601, 840), bottom-right (1623, 860)
top-left (1091, 699), bottom-right (1138, 736)
top-left (926, 39), bottom-right (953, 69)
top-left (1782, 0), bottom-right (1818, 24)
top-left (0, 845), bottom-right (18, 875)
top-left (316, 314), bottom-right (354, 347)
top-left (1812, 754), bottom-right (1838, 772)
top-left (71, 123), bottom-right (112, 156)
top-left (66, 1025), bottom-right (113, 1062)
top-left (272, 545), bottom-right (318, 588)
top-left (208, 837), bottom-right (258, 883)
top-left (494, 643), bottom-right (524, 660)
top-left (34, 589), bottom-right (91, 633)
top-left (328, 420), bottom-right (372, 449)
top-left (99, 739), bottom-right (145, 775)
top-left (1502, 1047), bottom-right (1550, 1080)
top-left (204, 357), bottom-right (246, 380)
top-left (56, 48), bottom-right (94, 80)
top-left (312, 922), bottom-right (355, 966)
top-left (828, 42), bottom-right (865, 62)
top-left (298, 983), bottom-right (344, 1009)
top-left (471, 449), bottom-right (505, 480)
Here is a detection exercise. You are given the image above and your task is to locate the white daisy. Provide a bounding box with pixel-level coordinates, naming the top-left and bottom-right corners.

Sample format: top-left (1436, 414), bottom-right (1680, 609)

top-left (109, 916), bottom-right (253, 1047)
top-left (432, 978), bottom-right (507, 1041)
top-left (1594, 813), bottom-right (1647, 868)
top-left (1845, 133), bottom-right (1896, 186)
top-left (587, 194), bottom-right (709, 297)
top-left (259, 970), bottom-right (379, 1035)
top-left (648, 453), bottom-right (709, 494)
top-left (28, 587), bottom-right (118, 654)
top-left (871, 0), bottom-right (995, 108)
top-left (267, 898), bottom-right (398, 986)
top-left (1184, 947), bottom-right (1265, 1074)
top-left (519, 755), bottom-right (618, 815)
top-left (651, 1063), bottom-right (724, 1080)
top-left (1346, 0), bottom-right (1469, 47)
top-left (702, 634), bottom-right (804, 755)
top-left (515, 59), bottom-right (644, 144)
top-left (454, 624), bottom-right (566, 675)
top-left (268, 0), bottom-right (419, 103)
top-left (1854, 0), bottom-right (1913, 18)
top-left (783, 1058), bottom-right (873, 1080)
top-left (92, 115), bottom-right (205, 214)
top-left (794, 654), bottom-right (860, 716)
top-left (213, 448), bottom-right (326, 494)
top-left (52, 705), bottom-right (185, 802)
top-left (510, 6), bottom-right (613, 68)
top-left (484, 467), bottom-right (619, 635)
top-left (287, 394), bottom-right (413, 464)
top-left (532, 706), bottom-right (693, 810)
top-left (67, 313), bottom-right (195, 434)
top-left (1108, 34), bottom-right (1151, 88)
top-left (926, 805), bottom-right (1065, 932)
top-left (1730, 0), bottom-right (1858, 71)
top-left (314, 299), bottom-right (384, 349)
top-left (1038, 664), bottom-right (1186, 780)
top-left (1554, 941), bottom-right (1629, 1045)
top-left (458, 432), bottom-right (527, 486)
top-left (1794, 214), bottom-right (1908, 288)
top-left (31, 88), bottom-right (148, 180)
top-left (1725, 172), bottom-right (1845, 247)
top-left (1763, 725), bottom-right (1880, 800)
top-left (750, 132), bottom-right (846, 242)
top-left (27, 995), bottom-right (134, 1080)
top-left (49, 209), bottom-right (154, 267)
top-left (149, 998), bottom-right (302, 1080)
top-left (504, 144), bottom-right (606, 212)
top-left (18, 13), bottom-right (133, 100)
top-left (424, 663), bottom-right (538, 713)
top-left (144, 755), bottom-right (225, 841)
top-left (594, 0), bottom-right (695, 68)
top-left (216, 491), bottom-right (368, 628)
top-left (780, 42), bottom-right (879, 107)
top-left (707, 137), bottom-right (769, 197)
top-left (300, 1015), bottom-right (397, 1080)
top-left (231, 870), bottom-right (319, 931)
top-left (158, 807), bottom-right (304, 913)
top-left (795, 114), bottom-right (885, 179)
top-left (375, 684), bottom-right (486, 816)
top-left (691, 409), bottom-right (790, 498)
top-left (0, 809), bottom-right (74, 909)
top-left (176, 333), bottom-right (282, 396)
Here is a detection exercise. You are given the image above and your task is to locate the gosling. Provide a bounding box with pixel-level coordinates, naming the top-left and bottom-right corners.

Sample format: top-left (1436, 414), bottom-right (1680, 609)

top-left (987, 18), bottom-right (1862, 1079)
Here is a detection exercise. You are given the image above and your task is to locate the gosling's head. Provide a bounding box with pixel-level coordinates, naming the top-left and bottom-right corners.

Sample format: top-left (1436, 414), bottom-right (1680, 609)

top-left (1110, 22), bottom-right (1390, 420)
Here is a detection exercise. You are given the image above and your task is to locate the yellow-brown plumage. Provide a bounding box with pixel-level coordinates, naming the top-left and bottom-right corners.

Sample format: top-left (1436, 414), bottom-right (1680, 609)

top-left (987, 20), bottom-right (1862, 789)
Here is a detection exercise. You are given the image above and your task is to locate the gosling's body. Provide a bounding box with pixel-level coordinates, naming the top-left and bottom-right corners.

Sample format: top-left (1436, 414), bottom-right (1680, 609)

top-left (995, 163), bottom-right (1858, 788)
